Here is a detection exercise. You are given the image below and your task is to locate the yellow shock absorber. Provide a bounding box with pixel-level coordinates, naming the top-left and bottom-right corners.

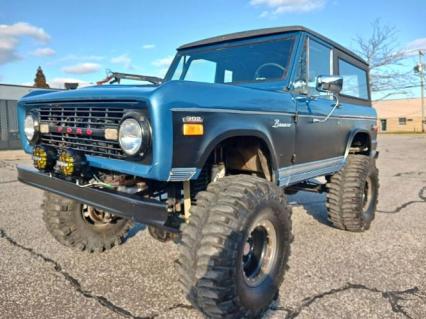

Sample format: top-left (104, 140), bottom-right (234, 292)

top-left (183, 180), bottom-right (191, 221)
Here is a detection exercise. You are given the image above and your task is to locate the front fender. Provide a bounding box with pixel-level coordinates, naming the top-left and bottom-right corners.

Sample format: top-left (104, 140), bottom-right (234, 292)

top-left (171, 109), bottom-right (285, 172)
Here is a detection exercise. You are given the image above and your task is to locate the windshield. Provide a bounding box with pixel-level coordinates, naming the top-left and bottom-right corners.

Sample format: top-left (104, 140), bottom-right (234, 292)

top-left (167, 36), bottom-right (295, 84)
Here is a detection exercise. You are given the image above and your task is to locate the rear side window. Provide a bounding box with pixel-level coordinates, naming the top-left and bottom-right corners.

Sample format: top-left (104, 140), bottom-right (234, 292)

top-left (338, 59), bottom-right (369, 99)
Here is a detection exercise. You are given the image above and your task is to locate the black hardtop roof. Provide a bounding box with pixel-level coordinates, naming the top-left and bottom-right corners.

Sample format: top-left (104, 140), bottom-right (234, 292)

top-left (178, 25), bottom-right (367, 65)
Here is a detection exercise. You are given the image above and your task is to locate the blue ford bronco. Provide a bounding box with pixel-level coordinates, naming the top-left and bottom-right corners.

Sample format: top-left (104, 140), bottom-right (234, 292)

top-left (17, 26), bottom-right (379, 318)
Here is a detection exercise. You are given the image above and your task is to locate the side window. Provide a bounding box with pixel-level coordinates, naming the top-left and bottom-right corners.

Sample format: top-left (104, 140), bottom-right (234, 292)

top-left (398, 117), bottom-right (407, 125)
top-left (185, 59), bottom-right (217, 83)
top-left (292, 38), bottom-right (308, 94)
top-left (291, 37), bottom-right (331, 96)
top-left (308, 39), bottom-right (331, 95)
top-left (338, 59), bottom-right (369, 99)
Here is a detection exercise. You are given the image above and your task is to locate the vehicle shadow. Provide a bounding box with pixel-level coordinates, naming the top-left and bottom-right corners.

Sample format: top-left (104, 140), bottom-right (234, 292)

top-left (288, 191), bottom-right (332, 227)
top-left (125, 223), bottom-right (146, 240)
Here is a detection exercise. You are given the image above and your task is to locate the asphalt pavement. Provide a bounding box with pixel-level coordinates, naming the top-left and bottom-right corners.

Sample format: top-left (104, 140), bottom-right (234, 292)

top-left (0, 134), bottom-right (425, 319)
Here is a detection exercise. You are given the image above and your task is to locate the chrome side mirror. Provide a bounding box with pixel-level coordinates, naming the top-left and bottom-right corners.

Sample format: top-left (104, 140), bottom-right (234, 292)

top-left (316, 75), bottom-right (343, 94)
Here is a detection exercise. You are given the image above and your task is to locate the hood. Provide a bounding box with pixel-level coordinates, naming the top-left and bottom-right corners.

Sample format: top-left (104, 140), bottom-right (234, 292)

top-left (20, 84), bottom-right (160, 103)
top-left (19, 80), bottom-right (290, 114)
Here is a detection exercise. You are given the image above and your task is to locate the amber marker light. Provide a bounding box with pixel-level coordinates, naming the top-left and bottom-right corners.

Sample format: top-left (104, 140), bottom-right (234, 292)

top-left (183, 123), bottom-right (204, 136)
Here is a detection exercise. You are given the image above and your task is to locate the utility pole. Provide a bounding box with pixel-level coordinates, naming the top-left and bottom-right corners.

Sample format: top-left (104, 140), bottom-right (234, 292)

top-left (415, 50), bottom-right (425, 133)
top-left (418, 50), bottom-right (425, 133)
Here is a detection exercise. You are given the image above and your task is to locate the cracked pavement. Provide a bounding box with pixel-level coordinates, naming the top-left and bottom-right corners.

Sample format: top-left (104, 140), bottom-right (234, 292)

top-left (0, 134), bottom-right (425, 318)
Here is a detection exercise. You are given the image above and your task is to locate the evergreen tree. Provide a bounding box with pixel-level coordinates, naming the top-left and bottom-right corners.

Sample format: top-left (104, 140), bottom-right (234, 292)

top-left (33, 66), bottom-right (50, 88)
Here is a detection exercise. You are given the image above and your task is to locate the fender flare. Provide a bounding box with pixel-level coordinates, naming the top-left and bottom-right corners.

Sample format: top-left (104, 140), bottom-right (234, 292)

top-left (197, 129), bottom-right (279, 174)
top-left (344, 129), bottom-right (373, 159)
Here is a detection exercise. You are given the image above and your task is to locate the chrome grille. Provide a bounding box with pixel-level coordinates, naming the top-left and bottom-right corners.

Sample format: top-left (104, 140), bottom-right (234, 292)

top-left (37, 105), bottom-right (125, 159)
top-left (39, 105), bottom-right (124, 129)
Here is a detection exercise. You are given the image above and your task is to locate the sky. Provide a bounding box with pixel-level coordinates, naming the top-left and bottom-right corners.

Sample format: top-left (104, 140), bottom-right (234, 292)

top-left (0, 0), bottom-right (425, 98)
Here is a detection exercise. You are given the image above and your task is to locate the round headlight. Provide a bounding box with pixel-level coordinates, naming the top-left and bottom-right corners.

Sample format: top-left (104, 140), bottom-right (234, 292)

top-left (119, 118), bottom-right (143, 156)
top-left (24, 113), bottom-right (37, 142)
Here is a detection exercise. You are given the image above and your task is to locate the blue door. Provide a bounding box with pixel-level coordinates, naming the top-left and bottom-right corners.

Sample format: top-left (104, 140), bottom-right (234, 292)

top-left (291, 36), bottom-right (344, 163)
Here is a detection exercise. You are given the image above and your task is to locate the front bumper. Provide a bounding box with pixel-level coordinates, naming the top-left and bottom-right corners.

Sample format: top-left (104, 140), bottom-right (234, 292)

top-left (17, 165), bottom-right (178, 232)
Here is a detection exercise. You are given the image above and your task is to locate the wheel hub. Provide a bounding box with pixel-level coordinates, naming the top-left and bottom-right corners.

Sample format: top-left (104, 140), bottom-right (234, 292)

top-left (242, 217), bottom-right (277, 287)
top-left (82, 206), bottom-right (113, 225)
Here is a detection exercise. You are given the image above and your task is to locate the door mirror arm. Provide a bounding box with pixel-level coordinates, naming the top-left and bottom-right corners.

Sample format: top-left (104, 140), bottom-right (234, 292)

top-left (312, 94), bottom-right (340, 123)
top-left (312, 75), bottom-right (343, 123)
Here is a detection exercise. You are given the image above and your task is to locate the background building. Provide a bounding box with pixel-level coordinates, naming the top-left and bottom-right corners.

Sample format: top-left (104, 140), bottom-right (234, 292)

top-left (373, 98), bottom-right (425, 133)
top-left (0, 84), bottom-right (35, 150)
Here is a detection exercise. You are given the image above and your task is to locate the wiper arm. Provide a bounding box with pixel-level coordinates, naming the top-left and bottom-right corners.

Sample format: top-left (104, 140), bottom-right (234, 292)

top-left (97, 70), bottom-right (163, 85)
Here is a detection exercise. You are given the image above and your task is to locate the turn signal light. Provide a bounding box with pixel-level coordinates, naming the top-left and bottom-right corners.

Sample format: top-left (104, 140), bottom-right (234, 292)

top-left (183, 123), bottom-right (204, 136)
top-left (33, 145), bottom-right (56, 171)
top-left (56, 149), bottom-right (85, 177)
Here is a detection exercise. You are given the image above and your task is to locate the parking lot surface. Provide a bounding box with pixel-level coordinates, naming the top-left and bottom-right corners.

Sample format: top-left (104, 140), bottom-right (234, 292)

top-left (0, 134), bottom-right (425, 319)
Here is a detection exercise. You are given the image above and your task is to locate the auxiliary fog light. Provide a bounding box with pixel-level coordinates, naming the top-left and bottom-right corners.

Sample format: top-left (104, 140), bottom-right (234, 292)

top-left (33, 145), bottom-right (57, 171)
top-left (56, 149), bottom-right (86, 177)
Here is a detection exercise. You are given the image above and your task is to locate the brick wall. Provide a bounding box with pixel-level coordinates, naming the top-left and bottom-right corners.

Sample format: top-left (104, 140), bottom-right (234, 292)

top-left (374, 98), bottom-right (425, 133)
top-left (378, 116), bottom-right (423, 133)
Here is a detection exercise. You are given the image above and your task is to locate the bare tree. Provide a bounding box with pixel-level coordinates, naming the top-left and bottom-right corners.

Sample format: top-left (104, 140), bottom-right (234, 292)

top-left (353, 19), bottom-right (415, 99)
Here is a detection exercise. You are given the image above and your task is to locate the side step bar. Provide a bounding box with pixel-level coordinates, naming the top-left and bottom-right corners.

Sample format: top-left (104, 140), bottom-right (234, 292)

top-left (17, 165), bottom-right (178, 233)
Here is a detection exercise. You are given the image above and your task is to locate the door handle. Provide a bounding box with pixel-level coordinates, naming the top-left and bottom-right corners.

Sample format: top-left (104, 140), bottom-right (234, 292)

top-left (294, 95), bottom-right (317, 103)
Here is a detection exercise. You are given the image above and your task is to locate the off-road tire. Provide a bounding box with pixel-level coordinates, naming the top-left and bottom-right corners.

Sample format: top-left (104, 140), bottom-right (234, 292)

top-left (177, 175), bottom-right (292, 318)
top-left (326, 154), bottom-right (379, 232)
top-left (148, 225), bottom-right (175, 242)
top-left (42, 192), bottom-right (133, 252)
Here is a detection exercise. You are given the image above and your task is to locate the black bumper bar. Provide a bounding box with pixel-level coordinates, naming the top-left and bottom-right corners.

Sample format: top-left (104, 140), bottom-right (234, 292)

top-left (17, 165), bottom-right (177, 232)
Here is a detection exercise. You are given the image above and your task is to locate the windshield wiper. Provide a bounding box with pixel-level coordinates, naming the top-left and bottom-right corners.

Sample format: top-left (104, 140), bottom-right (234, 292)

top-left (97, 70), bottom-right (163, 85)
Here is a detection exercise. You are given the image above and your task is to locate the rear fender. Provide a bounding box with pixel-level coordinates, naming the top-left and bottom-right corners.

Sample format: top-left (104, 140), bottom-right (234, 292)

top-left (344, 129), bottom-right (374, 159)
